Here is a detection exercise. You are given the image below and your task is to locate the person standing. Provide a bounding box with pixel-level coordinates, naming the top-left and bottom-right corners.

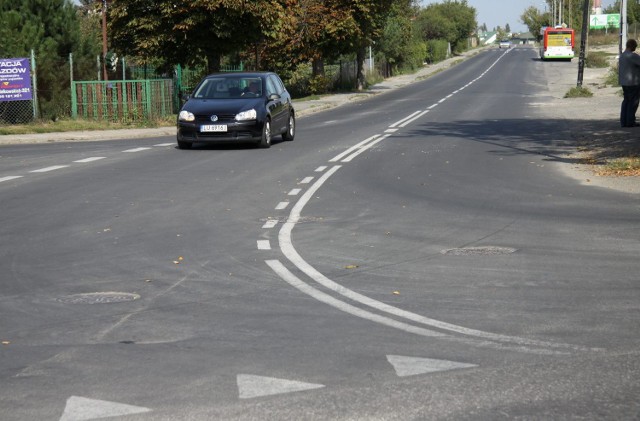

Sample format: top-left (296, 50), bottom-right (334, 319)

top-left (619, 39), bottom-right (640, 127)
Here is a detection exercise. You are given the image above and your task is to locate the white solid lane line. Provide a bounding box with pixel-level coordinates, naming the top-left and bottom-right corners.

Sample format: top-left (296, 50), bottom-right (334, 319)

top-left (329, 135), bottom-right (380, 162)
top-left (266, 260), bottom-right (445, 338)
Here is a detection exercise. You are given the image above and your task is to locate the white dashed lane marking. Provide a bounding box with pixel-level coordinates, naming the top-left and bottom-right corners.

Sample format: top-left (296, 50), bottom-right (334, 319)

top-left (1, 143), bottom-right (174, 187)
top-left (30, 165), bottom-right (69, 173)
top-left (257, 240), bottom-right (271, 250)
top-left (122, 147), bottom-right (152, 153)
top-left (74, 157), bottom-right (106, 163)
top-left (262, 219), bottom-right (278, 229)
top-left (0, 176), bottom-right (23, 183)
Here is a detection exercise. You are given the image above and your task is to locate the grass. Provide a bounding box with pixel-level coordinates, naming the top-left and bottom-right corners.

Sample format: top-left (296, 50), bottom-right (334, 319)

top-left (585, 51), bottom-right (614, 68)
top-left (564, 86), bottom-right (593, 98)
top-left (598, 157), bottom-right (640, 176)
top-left (0, 116), bottom-right (176, 135)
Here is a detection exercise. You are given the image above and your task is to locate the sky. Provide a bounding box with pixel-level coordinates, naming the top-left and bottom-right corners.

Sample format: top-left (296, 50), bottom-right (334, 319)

top-left (419, 0), bottom-right (617, 33)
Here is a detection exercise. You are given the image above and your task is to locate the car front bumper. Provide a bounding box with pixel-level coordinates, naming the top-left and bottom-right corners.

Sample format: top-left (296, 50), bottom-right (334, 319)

top-left (177, 120), bottom-right (263, 143)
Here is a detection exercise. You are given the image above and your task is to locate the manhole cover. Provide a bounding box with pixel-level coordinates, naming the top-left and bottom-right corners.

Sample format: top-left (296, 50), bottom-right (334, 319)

top-left (57, 292), bottom-right (140, 304)
top-left (441, 246), bottom-right (517, 256)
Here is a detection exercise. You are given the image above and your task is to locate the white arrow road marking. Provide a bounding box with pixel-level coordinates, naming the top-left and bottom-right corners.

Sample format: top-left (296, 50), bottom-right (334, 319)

top-left (237, 374), bottom-right (325, 399)
top-left (58, 396), bottom-right (151, 421)
top-left (386, 355), bottom-right (477, 377)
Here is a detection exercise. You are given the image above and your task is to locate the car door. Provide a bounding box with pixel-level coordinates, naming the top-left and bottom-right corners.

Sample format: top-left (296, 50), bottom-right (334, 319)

top-left (266, 75), bottom-right (287, 133)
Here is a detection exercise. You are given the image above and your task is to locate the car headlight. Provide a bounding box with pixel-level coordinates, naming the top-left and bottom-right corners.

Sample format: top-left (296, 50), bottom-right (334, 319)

top-left (179, 110), bottom-right (195, 122)
top-left (235, 109), bottom-right (257, 121)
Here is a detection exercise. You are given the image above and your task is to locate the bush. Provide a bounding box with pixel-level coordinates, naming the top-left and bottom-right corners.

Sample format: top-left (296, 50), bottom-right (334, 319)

top-left (308, 75), bottom-right (332, 95)
top-left (425, 39), bottom-right (449, 64)
top-left (586, 51), bottom-right (612, 68)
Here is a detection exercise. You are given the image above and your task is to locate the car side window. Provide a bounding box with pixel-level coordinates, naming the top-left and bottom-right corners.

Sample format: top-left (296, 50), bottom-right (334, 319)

top-left (271, 75), bottom-right (286, 94)
top-left (266, 77), bottom-right (278, 97)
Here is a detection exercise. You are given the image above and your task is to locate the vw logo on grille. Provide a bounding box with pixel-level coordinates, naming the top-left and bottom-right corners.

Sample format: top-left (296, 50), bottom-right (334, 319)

top-left (210, 115), bottom-right (219, 122)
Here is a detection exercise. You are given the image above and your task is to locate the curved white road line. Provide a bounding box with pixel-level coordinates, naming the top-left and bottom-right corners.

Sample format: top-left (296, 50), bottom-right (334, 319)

top-left (266, 49), bottom-right (596, 353)
top-left (277, 166), bottom-right (590, 352)
top-left (266, 260), bottom-right (445, 338)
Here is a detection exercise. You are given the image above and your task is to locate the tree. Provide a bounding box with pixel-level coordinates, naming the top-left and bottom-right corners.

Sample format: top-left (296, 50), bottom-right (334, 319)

top-left (108, 0), bottom-right (286, 73)
top-left (377, 0), bottom-right (424, 74)
top-left (0, 0), bottom-right (96, 119)
top-left (520, 6), bottom-right (548, 37)
top-left (415, 0), bottom-right (476, 53)
top-left (337, 0), bottom-right (396, 90)
top-left (280, 0), bottom-right (358, 77)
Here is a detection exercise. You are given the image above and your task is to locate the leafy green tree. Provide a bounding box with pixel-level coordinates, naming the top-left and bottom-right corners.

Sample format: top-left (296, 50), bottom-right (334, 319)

top-left (108, 0), bottom-right (286, 73)
top-left (377, 0), bottom-right (423, 74)
top-left (520, 6), bottom-right (548, 37)
top-left (336, 0), bottom-right (396, 90)
top-left (0, 0), bottom-right (97, 119)
top-left (415, 0), bottom-right (476, 53)
top-left (604, 1), bottom-right (640, 24)
top-left (277, 0), bottom-right (358, 77)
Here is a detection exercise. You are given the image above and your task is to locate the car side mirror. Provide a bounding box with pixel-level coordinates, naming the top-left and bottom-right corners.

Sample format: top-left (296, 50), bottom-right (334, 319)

top-left (268, 93), bottom-right (281, 101)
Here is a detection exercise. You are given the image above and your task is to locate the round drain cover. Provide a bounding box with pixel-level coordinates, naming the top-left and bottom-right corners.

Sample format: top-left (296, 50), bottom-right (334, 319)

top-left (57, 292), bottom-right (140, 304)
top-left (442, 246), bottom-right (517, 256)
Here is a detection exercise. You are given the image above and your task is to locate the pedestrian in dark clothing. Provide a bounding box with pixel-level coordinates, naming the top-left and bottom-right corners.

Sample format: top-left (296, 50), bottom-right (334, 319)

top-left (619, 39), bottom-right (640, 127)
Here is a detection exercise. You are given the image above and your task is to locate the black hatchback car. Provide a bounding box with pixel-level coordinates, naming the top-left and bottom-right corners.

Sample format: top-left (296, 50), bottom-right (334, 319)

top-left (177, 72), bottom-right (295, 149)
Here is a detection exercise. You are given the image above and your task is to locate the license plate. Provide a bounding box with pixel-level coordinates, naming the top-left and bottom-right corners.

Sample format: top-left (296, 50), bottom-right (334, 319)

top-left (200, 124), bottom-right (227, 132)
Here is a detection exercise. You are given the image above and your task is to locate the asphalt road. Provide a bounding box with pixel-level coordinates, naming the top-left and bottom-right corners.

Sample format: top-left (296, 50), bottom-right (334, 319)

top-left (1, 47), bottom-right (639, 420)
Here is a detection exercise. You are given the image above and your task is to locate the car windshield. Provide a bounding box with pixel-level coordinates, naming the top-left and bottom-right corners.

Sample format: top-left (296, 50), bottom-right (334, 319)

top-left (192, 77), bottom-right (262, 99)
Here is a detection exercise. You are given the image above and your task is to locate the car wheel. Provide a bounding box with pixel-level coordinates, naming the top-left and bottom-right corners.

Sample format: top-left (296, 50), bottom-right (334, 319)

top-left (177, 140), bottom-right (192, 150)
top-left (282, 113), bottom-right (295, 142)
top-left (259, 119), bottom-right (272, 148)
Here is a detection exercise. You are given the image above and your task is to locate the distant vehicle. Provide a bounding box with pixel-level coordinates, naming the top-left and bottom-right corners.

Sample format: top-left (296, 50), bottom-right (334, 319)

top-left (177, 72), bottom-right (295, 149)
top-left (499, 39), bottom-right (512, 49)
top-left (539, 26), bottom-right (575, 60)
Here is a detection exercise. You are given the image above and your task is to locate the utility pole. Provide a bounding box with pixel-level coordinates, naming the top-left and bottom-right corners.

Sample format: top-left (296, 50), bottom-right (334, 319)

top-left (621, 0), bottom-right (628, 55)
top-left (577, 0), bottom-right (590, 87)
top-left (102, 0), bottom-right (108, 81)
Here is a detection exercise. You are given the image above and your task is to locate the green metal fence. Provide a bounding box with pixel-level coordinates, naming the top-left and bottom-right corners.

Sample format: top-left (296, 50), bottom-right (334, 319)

top-left (71, 79), bottom-right (173, 122)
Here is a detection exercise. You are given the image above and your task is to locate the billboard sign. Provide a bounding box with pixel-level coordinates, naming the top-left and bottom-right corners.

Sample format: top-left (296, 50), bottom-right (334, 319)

top-left (0, 58), bottom-right (32, 102)
top-left (590, 14), bottom-right (621, 29)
